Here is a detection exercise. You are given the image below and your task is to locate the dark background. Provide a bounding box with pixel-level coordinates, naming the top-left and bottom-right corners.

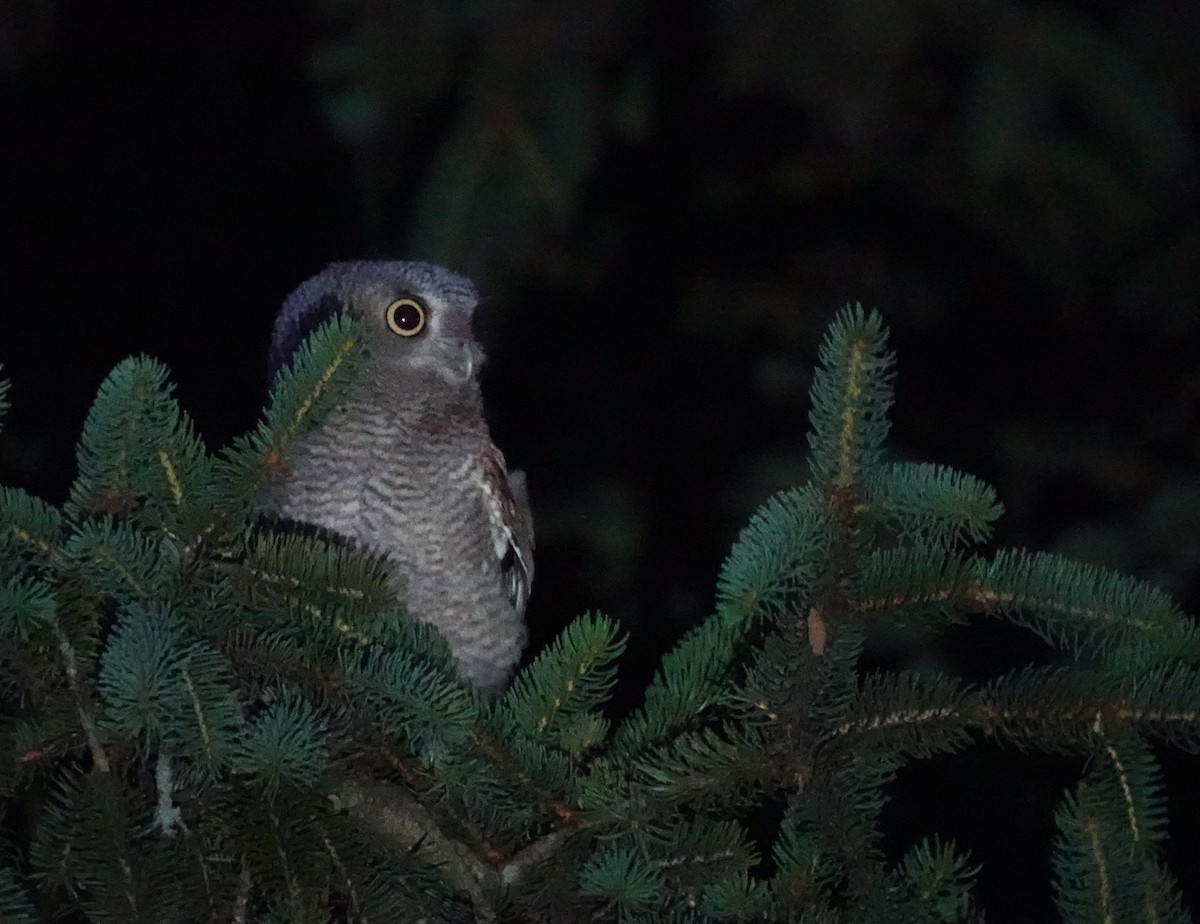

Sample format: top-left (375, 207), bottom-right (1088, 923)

top-left (2, 2), bottom-right (1199, 920)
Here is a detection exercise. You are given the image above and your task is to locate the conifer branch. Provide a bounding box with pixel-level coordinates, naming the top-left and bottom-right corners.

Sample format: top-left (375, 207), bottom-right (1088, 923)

top-left (807, 306), bottom-right (894, 491)
top-left (500, 612), bottom-right (623, 748)
top-left (2, 304), bottom-right (1196, 920)
top-left (279, 333), bottom-right (358, 447)
top-left (465, 722), bottom-right (578, 824)
top-left (334, 777), bottom-right (495, 918)
top-left (232, 861), bottom-right (251, 924)
top-left (499, 828), bottom-right (574, 888)
top-left (867, 462), bottom-right (1003, 547)
top-left (216, 314), bottom-right (365, 509)
top-left (152, 755), bottom-right (183, 836)
top-left (49, 616), bottom-right (110, 774)
top-left (0, 486), bottom-right (61, 557)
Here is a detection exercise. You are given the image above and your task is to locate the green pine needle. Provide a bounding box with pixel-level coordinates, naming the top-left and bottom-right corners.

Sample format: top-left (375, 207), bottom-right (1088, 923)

top-left (0, 576), bottom-right (56, 642)
top-left (856, 546), bottom-right (977, 628)
top-left (715, 485), bottom-right (829, 625)
top-left (894, 836), bottom-right (979, 923)
top-left (0, 866), bottom-right (37, 923)
top-left (699, 873), bottom-right (772, 921)
top-left (611, 489), bottom-right (829, 756)
top-left (1118, 665), bottom-right (1200, 752)
top-left (1052, 739), bottom-right (1189, 924)
top-left (217, 313), bottom-right (365, 508)
top-left (0, 486), bottom-right (62, 561)
top-left (237, 529), bottom-right (399, 632)
top-left (66, 356), bottom-right (211, 528)
top-left (644, 817), bottom-right (758, 884)
top-left (501, 612), bottom-right (624, 750)
top-left (579, 844), bottom-right (664, 915)
top-left (609, 615), bottom-right (742, 756)
top-left (98, 603), bottom-right (190, 745)
top-left (342, 646), bottom-right (477, 756)
top-left (229, 694), bottom-right (330, 798)
top-left (554, 712), bottom-right (612, 760)
top-left (28, 771), bottom-right (170, 919)
top-left (975, 549), bottom-right (1200, 664)
top-left (841, 671), bottom-right (975, 760)
top-left (771, 814), bottom-right (834, 909)
top-left (99, 603), bottom-right (243, 759)
top-left (868, 462), bottom-right (1004, 547)
top-left (263, 312), bottom-right (365, 446)
top-left (981, 664), bottom-right (1200, 754)
top-left (636, 722), bottom-right (770, 806)
top-left (807, 305), bottom-right (895, 491)
top-left (63, 518), bottom-right (174, 603)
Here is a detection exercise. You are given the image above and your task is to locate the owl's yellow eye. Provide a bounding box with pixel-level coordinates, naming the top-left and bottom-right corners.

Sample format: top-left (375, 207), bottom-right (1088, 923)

top-left (385, 296), bottom-right (427, 337)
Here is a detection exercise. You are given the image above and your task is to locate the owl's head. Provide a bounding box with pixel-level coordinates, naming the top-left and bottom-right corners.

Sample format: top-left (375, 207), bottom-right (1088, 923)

top-left (269, 261), bottom-right (484, 386)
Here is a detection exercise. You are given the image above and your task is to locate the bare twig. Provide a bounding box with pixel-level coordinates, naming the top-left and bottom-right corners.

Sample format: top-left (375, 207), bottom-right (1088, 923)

top-left (334, 776), bottom-right (582, 921)
top-left (334, 777), bottom-right (496, 921)
top-left (50, 617), bottom-right (110, 773)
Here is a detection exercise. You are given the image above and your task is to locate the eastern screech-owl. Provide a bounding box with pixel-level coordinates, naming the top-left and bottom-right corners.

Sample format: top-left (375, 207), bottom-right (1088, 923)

top-left (264, 261), bottom-right (533, 693)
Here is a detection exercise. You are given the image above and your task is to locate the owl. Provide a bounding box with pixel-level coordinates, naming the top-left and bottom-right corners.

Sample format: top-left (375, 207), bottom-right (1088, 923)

top-left (264, 261), bottom-right (533, 694)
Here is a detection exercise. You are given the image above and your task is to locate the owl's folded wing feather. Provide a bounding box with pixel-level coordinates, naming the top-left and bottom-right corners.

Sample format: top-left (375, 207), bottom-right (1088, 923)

top-left (477, 444), bottom-right (534, 615)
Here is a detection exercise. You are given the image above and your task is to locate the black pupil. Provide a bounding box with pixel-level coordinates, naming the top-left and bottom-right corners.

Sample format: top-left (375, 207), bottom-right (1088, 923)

top-left (394, 302), bottom-right (421, 330)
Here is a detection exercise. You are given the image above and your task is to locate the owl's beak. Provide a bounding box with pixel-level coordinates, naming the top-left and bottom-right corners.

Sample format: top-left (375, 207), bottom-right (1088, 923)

top-left (434, 339), bottom-right (481, 384)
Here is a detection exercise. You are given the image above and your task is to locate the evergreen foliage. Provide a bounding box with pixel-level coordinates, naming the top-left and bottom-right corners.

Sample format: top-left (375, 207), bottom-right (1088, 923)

top-left (0, 307), bottom-right (1197, 922)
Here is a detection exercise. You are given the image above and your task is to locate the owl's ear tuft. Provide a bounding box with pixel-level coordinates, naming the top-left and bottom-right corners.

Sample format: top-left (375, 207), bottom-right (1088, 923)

top-left (268, 291), bottom-right (347, 384)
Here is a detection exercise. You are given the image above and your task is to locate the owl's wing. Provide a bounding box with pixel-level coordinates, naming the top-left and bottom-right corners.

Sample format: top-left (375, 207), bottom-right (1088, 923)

top-left (478, 444), bottom-right (534, 615)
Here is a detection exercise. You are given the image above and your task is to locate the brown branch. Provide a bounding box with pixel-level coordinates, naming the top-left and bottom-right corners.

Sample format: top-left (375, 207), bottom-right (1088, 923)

top-left (334, 774), bottom-right (583, 921)
top-left (50, 617), bottom-right (110, 773)
top-left (334, 776), bottom-right (496, 921)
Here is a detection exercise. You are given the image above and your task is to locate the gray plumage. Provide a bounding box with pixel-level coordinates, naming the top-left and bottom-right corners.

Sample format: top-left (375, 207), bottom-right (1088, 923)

top-left (264, 261), bottom-right (533, 693)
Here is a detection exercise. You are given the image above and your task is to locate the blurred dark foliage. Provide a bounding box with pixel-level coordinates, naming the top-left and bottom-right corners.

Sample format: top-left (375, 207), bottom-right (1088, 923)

top-left (1, 1), bottom-right (1198, 921)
